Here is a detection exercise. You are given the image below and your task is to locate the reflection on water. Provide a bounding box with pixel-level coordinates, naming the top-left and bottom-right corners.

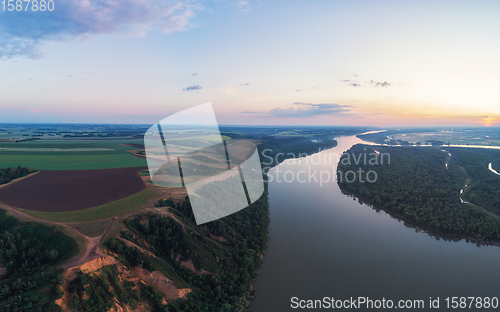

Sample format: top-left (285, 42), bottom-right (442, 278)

top-left (250, 136), bottom-right (500, 312)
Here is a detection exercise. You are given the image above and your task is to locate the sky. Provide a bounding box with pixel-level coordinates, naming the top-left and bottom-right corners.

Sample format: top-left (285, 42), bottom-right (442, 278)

top-left (0, 0), bottom-right (499, 126)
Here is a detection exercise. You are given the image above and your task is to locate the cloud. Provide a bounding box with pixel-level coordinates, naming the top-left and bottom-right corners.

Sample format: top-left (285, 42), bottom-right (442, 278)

top-left (0, 0), bottom-right (197, 59)
top-left (235, 1), bottom-right (251, 14)
top-left (232, 0), bottom-right (253, 14)
top-left (369, 80), bottom-right (391, 87)
top-left (341, 76), bottom-right (391, 88)
top-left (192, 73), bottom-right (198, 77)
top-left (268, 102), bottom-right (352, 118)
top-left (340, 79), bottom-right (361, 87)
top-left (183, 85), bottom-right (202, 91)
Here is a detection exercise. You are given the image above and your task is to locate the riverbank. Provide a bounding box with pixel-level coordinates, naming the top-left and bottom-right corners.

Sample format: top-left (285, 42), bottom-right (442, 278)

top-left (338, 143), bottom-right (500, 246)
top-left (341, 189), bottom-right (500, 248)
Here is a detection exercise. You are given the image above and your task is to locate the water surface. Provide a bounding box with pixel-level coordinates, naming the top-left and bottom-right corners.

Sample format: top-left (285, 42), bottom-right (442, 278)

top-left (250, 136), bottom-right (500, 311)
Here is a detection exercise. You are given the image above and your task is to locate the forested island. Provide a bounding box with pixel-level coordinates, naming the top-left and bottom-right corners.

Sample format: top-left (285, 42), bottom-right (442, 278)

top-left (338, 144), bottom-right (500, 243)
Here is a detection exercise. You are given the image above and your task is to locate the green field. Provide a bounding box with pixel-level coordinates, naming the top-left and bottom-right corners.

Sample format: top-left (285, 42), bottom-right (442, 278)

top-left (18, 187), bottom-right (160, 222)
top-left (0, 139), bottom-right (148, 170)
top-left (66, 219), bottom-right (114, 237)
top-left (0, 133), bottom-right (238, 170)
top-left (0, 154), bottom-right (147, 170)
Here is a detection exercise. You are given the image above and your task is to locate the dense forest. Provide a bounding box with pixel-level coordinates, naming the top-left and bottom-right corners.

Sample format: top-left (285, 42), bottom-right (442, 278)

top-left (0, 210), bottom-right (79, 312)
top-left (448, 148), bottom-right (500, 215)
top-left (338, 145), bottom-right (500, 242)
top-left (0, 167), bottom-right (34, 185)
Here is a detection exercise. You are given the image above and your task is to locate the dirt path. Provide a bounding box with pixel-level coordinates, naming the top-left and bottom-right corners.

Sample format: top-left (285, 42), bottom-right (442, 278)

top-left (0, 200), bottom-right (104, 268)
top-left (0, 201), bottom-right (88, 236)
top-left (61, 186), bottom-right (188, 266)
top-left (0, 170), bottom-right (188, 269)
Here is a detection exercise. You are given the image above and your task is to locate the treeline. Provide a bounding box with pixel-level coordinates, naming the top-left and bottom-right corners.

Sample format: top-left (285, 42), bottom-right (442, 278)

top-left (255, 136), bottom-right (337, 169)
top-left (0, 166), bottom-right (34, 185)
top-left (448, 148), bottom-right (500, 215)
top-left (0, 209), bottom-right (79, 312)
top-left (338, 145), bottom-right (500, 242)
top-left (154, 198), bottom-right (174, 207)
top-left (220, 127), bottom-right (342, 169)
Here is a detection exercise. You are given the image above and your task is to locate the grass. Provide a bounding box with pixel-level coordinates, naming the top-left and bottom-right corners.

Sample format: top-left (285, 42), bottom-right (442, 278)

top-left (17, 187), bottom-right (160, 222)
top-left (66, 219), bottom-right (113, 237)
top-left (148, 255), bottom-right (190, 289)
top-left (0, 154), bottom-right (147, 170)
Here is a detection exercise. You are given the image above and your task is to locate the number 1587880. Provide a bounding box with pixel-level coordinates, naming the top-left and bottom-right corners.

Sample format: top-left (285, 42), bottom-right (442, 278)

top-left (2, 0), bottom-right (54, 11)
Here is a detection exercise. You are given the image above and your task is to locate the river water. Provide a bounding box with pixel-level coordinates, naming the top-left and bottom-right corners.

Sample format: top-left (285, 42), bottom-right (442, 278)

top-left (250, 136), bottom-right (500, 311)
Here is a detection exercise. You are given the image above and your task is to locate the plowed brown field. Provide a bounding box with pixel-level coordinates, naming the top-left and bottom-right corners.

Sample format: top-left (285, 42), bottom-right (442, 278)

top-left (0, 167), bottom-right (147, 212)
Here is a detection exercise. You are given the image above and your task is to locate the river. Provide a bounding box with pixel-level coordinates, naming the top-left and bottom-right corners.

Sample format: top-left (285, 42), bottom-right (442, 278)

top-left (250, 135), bottom-right (500, 311)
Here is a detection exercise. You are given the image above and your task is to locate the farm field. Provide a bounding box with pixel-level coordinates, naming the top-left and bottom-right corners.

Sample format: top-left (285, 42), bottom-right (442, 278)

top-left (14, 187), bottom-right (161, 222)
top-left (0, 153), bottom-right (147, 170)
top-left (0, 167), bottom-right (147, 212)
top-left (0, 125), bottom-right (149, 170)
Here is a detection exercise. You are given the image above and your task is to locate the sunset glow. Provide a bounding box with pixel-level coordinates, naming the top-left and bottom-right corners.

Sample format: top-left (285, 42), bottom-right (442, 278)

top-left (1, 1), bottom-right (499, 127)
